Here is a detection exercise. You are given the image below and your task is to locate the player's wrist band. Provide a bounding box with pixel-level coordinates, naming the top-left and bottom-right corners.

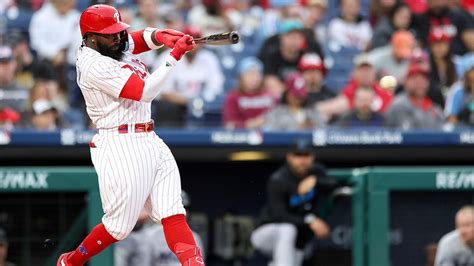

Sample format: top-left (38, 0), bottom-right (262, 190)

top-left (144, 27), bottom-right (163, 49)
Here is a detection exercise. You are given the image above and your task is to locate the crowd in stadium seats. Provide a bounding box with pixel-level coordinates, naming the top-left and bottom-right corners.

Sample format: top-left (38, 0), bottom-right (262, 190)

top-left (0, 0), bottom-right (474, 130)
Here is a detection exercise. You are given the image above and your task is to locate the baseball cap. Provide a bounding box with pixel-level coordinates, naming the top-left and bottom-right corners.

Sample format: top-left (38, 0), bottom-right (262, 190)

top-left (298, 53), bottom-right (326, 74)
top-left (406, 64), bottom-right (429, 79)
top-left (286, 79), bottom-right (308, 99)
top-left (0, 228), bottom-right (8, 244)
top-left (278, 19), bottom-right (304, 34)
top-left (0, 45), bottom-right (13, 62)
top-left (289, 138), bottom-right (314, 154)
top-left (0, 107), bottom-right (21, 123)
top-left (353, 53), bottom-right (373, 67)
top-left (428, 29), bottom-right (450, 44)
top-left (32, 99), bottom-right (57, 115)
top-left (409, 48), bottom-right (429, 64)
top-left (391, 30), bottom-right (415, 59)
top-left (238, 57), bottom-right (263, 75)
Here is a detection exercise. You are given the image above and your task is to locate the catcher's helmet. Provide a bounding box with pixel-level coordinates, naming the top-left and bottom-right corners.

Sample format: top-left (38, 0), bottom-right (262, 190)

top-left (79, 4), bottom-right (130, 38)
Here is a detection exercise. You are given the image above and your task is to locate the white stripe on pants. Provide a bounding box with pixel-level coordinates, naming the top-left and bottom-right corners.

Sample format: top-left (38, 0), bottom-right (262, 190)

top-left (251, 223), bottom-right (304, 266)
top-left (90, 131), bottom-right (185, 240)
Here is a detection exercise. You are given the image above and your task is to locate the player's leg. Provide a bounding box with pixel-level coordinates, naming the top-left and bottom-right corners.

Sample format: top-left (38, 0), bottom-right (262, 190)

top-left (251, 223), bottom-right (298, 266)
top-left (272, 223), bottom-right (299, 266)
top-left (148, 135), bottom-right (204, 266)
top-left (59, 135), bottom-right (155, 265)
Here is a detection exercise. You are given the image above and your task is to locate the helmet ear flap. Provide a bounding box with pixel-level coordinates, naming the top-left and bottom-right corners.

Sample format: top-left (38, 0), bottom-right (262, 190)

top-left (119, 30), bottom-right (129, 52)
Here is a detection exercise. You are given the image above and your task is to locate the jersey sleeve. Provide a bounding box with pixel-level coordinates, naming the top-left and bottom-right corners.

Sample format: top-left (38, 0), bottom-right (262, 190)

top-left (86, 57), bottom-right (134, 99)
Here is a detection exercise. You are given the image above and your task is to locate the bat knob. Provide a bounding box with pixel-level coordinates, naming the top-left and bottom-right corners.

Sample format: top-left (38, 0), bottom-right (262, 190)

top-left (229, 31), bottom-right (240, 44)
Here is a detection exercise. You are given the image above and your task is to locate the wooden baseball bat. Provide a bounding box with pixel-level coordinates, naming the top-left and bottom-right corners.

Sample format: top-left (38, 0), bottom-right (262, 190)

top-left (193, 31), bottom-right (240, 45)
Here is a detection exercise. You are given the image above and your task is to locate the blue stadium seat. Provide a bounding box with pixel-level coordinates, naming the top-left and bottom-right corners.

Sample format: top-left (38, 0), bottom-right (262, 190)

top-left (6, 8), bottom-right (34, 35)
top-left (324, 45), bottom-right (362, 92)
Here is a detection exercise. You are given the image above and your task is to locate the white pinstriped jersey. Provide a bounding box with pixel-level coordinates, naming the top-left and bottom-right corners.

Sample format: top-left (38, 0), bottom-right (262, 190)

top-left (76, 44), bottom-right (150, 129)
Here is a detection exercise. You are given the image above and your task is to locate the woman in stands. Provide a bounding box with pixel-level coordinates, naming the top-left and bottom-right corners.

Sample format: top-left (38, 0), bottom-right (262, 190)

top-left (428, 29), bottom-right (457, 103)
top-left (445, 56), bottom-right (474, 127)
top-left (222, 57), bottom-right (277, 129)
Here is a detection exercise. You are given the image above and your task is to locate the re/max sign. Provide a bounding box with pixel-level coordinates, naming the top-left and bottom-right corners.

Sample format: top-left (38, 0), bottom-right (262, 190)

top-left (436, 171), bottom-right (474, 189)
top-left (0, 171), bottom-right (48, 189)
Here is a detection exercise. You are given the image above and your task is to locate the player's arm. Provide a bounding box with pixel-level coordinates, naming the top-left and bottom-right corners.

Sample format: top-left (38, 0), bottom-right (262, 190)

top-left (120, 35), bottom-right (196, 102)
top-left (128, 28), bottom-right (185, 54)
top-left (267, 179), bottom-right (306, 226)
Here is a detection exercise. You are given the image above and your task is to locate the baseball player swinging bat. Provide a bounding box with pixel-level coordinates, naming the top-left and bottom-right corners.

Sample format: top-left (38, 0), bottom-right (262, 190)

top-left (193, 31), bottom-right (240, 45)
top-left (57, 4), bottom-right (205, 266)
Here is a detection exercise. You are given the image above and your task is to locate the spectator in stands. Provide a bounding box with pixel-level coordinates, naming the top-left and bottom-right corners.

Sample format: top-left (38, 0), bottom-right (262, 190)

top-left (385, 65), bottom-right (445, 129)
top-left (24, 81), bottom-right (63, 130)
top-left (0, 228), bottom-right (15, 266)
top-left (369, 0), bottom-right (398, 26)
top-left (29, 0), bottom-right (80, 67)
top-left (114, 210), bottom-right (152, 266)
top-left (407, 47), bottom-right (449, 106)
top-left (153, 26), bottom-right (224, 127)
top-left (302, 0), bottom-right (328, 47)
top-left (29, 0), bottom-right (83, 128)
top-left (285, 53), bottom-right (336, 107)
top-left (429, 29), bottom-right (457, 97)
top-left (411, 0), bottom-right (474, 55)
top-left (369, 30), bottom-right (416, 83)
top-left (445, 55), bottom-right (474, 127)
top-left (259, 19), bottom-right (311, 99)
top-left (188, 0), bottom-right (233, 36)
top-left (264, 74), bottom-right (324, 131)
top-left (142, 190), bottom-right (206, 265)
top-left (371, 3), bottom-right (413, 50)
top-left (327, 0), bottom-right (372, 50)
top-left (434, 205), bottom-right (474, 266)
top-left (251, 139), bottom-right (335, 266)
top-left (222, 57), bottom-right (276, 129)
top-left (27, 99), bottom-right (60, 130)
top-left (0, 45), bottom-right (28, 122)
top-left (7, 31), bottom-right (35, 90)
top-left (335, 87), bottom-right (386, 127)
top-left (317, 54), bottom-right (393, 121)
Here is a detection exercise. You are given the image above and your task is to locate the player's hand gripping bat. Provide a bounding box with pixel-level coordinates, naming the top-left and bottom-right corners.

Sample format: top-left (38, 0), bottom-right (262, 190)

top-left (193, 31), bottom-right (240, 45)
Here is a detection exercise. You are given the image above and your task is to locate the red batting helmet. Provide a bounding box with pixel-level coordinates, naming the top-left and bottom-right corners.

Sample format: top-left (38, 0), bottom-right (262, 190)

top-left (79, 4), bottom-right (130, 38)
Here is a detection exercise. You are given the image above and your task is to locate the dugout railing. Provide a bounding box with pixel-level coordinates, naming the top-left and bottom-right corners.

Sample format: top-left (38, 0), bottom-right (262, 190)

top-left (1, 167), bottom-right (474, 266)
top-left (0, 167), bottom-right (112, 266)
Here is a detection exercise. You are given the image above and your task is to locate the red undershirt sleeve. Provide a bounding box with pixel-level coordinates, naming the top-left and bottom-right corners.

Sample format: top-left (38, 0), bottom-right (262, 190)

top-left (119, 73), bottom-right (145, 101)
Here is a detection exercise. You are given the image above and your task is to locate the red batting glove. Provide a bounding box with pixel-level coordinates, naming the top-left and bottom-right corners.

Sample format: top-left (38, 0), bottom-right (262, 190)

top-left (170, 35), bottom-right (196, 60)
top-left (154, 29), bottom-right (185, 48)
